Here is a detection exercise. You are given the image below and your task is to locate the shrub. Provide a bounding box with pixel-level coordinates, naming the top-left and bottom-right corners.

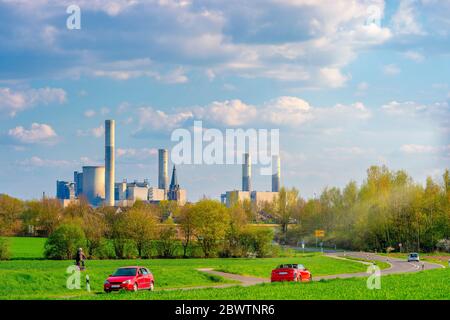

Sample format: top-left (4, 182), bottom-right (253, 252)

top-left (436, 239), bottom-right (450, 253)
top-left (0, 238), bottom-right (10, 260)
top-left (91, 238), bottom-right (116, 259)
top-left (44, 224), bottom-right (86, 259)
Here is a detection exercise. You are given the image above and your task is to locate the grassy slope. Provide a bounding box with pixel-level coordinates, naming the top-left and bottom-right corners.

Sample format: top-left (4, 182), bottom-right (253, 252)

top-left (2, 237), bottom-right (46, 259)
top-left (82, 268), bottom-right (450, 300)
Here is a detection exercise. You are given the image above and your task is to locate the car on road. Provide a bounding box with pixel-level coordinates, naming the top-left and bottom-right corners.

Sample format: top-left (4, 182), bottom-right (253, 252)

top-left (271, 263), bottom-right (312, 282)
top-left (104, 266), bottom-right (154, 293)
top-left (407, 253), bottom-right (420, 262)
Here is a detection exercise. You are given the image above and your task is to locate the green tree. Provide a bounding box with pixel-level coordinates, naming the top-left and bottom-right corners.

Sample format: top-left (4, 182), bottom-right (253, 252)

top-left (175, 203), bottom-right (195, 258)
top-left (0, 194), bottom-right (24, 236)
top-left (191, 200), bottom-right (230, 257)
top-left (44, 224), bottom-right (86, 260)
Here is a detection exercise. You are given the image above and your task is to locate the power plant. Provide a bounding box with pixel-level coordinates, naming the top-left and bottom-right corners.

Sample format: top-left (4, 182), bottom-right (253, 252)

top-left (56, 120), bottom-right (186, 207)
top-left (221, 152), bottom-right (281, 208)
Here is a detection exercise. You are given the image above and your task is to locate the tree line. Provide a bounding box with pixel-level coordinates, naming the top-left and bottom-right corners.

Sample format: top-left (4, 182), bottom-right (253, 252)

top-left (0, 165), bottom-right (449, 259)
top-left (0, 196), bottom-right (274, 260)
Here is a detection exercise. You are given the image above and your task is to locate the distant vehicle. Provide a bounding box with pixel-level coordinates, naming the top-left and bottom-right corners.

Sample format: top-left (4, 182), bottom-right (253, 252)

top-left (104, 266), bottom-right (154, 293)
top-left (271, 263), bottom-right (312, 282)
top-left (407, 253), bottom-right (420, 262)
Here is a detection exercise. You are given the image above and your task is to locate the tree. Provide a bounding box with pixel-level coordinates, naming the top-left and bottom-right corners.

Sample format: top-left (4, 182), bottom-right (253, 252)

top-left (124, 203), bottom-right (158, 257)
top-left (157, 218), bottom-right (178, 257)
top-left (175, 203), bottom-right (195, 258)
top-left (191, 200), bottom-right (230, 257)
top-left (25, 198), bottom-right (63, 236)
top-left (0, 194), bottom-right (23, 236)
top-left (271, 187), bottom-right (300, 244)
top-left (44, 224), bottom-right (86, 259)
top-left (82, 211), bottom-right (107, 257)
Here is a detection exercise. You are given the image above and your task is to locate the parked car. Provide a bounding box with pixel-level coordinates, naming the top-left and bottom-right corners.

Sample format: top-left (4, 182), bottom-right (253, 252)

top-left (104, 266), bottom-right (154, 292)
top-left (407, 253), bottom-right (420, 262)
top-left (271, 263), bottom-right (312, 282)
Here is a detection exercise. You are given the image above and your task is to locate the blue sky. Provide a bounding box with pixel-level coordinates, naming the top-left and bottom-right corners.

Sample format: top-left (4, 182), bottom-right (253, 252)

top-left (0, 0), bottom-right (449, 201)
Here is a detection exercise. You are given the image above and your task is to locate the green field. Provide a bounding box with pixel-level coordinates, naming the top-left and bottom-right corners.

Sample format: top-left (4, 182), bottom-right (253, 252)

top-left (81, 268), bottom-right (450, 300)
top-left (1, 237), bottom-right (46, 259)
top-left (1, 237), bottom-right (448, 300)
top-left (0, 237), bottom-right (373, 300)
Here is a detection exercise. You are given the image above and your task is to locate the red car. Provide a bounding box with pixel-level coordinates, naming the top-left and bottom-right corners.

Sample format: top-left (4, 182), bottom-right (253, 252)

top-left (271, 263), bottom-right (312, 282)
top-left (104, 266), bottom-right (154, 292)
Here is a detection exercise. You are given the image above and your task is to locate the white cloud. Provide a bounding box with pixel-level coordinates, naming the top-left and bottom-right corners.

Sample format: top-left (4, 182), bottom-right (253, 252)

top-left (117, 148), bottom-right (158, 159)
top-left (383, 64), bottom-right (401, 75)
top-left (90, 59), bottom-right (188, 84)
top-left (381, 100), bottom-right (448, 117)
top-left (8, 123), bottom-right (58, 144)
top-left (403, 50), bottom-right (424, 62)
top-left (319, 68), bottom-right (349, 88)
top-left (391, 0), bottom-right (426, 35)
top-left (261, 96), bottom-right (313, 126)
top-left (400, 144), bottom-right (450, 155)
top-left (137, 107), bottom-right (193, 131)
top-left (0, 87), bottom-right (66, 116)
top-left (195, 100), bottom-right (257, 126)
top-left (84, 110), bottom-right (96, 118)
top-left (193, 96), bottom-right (370, 127)
top-left (77, 125), bottom-right (105, 138)
top-left (18, 156), bottom-right (72, 168)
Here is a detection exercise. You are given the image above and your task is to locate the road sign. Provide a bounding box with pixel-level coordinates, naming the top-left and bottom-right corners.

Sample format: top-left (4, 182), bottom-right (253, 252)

top-left (315, 230), bottom-right (325, 237)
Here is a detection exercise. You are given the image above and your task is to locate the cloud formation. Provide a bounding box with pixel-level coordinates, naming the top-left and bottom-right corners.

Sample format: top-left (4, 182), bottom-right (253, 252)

top-left (0, 87), bottom-right (66, 116)
top-left (8, 123), bottom-right (58, 144)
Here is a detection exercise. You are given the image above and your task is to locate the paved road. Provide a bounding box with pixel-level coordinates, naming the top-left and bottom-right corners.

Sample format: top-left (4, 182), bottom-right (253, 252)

top-left (198, 252), bottom-right (444, 286)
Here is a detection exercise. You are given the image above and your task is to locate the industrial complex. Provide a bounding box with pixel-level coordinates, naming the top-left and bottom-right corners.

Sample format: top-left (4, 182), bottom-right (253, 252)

top-left (220, 153), bottom-right (281, 208)
top-left (56, 120), bottom-right (186, 207)
top-left (56, 119), bottom-right (280, 208)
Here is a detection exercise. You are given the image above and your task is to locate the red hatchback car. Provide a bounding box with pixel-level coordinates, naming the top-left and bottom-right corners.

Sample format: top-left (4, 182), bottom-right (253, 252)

top-left (271, 264), bottom-right (312, 282)
top-left (104, 266), bottom-right (154, 292)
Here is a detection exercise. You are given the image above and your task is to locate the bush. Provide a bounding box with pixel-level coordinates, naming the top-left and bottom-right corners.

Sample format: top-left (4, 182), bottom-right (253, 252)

top-left (0, 238), bottom-right (10, 260)
top-left (44, 224), bottom-right (86, 259)
top-left (91, 238), bottom-right (116, 259)
top-left (436, 239), bottom-right (450, 253)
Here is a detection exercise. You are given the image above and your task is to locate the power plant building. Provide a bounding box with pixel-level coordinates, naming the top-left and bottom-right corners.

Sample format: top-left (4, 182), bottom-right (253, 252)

top-left (221, 152), bottom-right (281, 208)
top-left (56, 119), bottom-right (188, 207)
top-left (81, 166), bottom-right (105, 206)
top-left (158, 149), bottom-right (169, 192)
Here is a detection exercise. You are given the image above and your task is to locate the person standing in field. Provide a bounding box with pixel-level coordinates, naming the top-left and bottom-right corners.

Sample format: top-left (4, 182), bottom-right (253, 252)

top-left (75, 248), bottom-right (87, 270)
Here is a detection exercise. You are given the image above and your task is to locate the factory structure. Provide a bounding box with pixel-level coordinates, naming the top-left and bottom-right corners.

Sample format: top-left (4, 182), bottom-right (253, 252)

top-left (56, 120), bottom-right (187, 207)
top-left (220, 153), bottom-right (281, 208)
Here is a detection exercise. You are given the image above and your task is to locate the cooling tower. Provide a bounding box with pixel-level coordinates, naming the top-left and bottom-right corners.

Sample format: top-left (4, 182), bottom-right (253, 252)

top-left (242, 153), bottom-right (251, 192)
top-left (158, 149), bottom-right (169, 192)
top-left (105, 120), bottom-right (115, 206)
top-left (82, 166), bottom-right (105, 206)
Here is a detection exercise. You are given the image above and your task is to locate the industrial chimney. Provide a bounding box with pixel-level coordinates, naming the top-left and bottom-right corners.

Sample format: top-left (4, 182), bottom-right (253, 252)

top-left (158, 149), bottom-right (169, 193)
top-left (242, 153), bottom-right (251, 192)
top-left (105, 120), bottom-right (115, 206)
top-left (272, 155), bottom-right (280, 192)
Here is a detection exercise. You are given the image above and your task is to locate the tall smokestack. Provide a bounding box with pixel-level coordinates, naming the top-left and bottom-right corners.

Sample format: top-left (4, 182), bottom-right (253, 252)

top-left (158, 149), bottom-right (169, 192)
top-left (242, 153), bottom-right (251, 192)
top-left (105, 120), bottom-right (115, 206)
top-left (272, 155), bottom-right (280, 192)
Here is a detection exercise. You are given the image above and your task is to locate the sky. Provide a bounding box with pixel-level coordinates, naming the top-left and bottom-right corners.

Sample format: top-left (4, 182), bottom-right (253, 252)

top-left (0, 0), bottom-right (449, 201)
